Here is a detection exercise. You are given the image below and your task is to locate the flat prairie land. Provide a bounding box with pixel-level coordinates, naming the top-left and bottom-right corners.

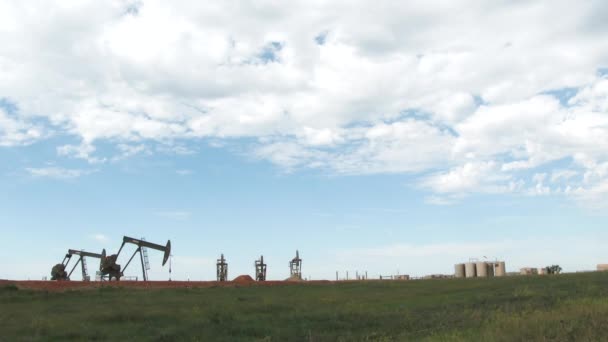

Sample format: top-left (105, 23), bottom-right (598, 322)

top-left (2, 272), bottom-right (608, 341)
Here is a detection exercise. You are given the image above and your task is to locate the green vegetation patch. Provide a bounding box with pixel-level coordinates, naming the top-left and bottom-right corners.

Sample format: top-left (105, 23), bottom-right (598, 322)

top-left (2, 272), bottom-right (608, 341)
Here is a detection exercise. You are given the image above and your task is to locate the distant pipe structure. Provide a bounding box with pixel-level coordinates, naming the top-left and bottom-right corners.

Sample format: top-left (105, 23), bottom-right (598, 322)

top-left (289, 250), bottom-right (302, 280)
top-left (216, 254), bottom-right (228, 281)
top-left (255, 255), bottom-right (267, 281)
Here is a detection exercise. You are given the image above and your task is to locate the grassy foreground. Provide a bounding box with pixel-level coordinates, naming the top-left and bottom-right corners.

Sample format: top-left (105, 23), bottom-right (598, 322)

top-left (2, 272), bottom-right (608, 341)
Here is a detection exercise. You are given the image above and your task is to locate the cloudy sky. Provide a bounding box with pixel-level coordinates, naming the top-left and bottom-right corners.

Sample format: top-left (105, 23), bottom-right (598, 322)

top-left (1, 0), bottom-right (608, 280)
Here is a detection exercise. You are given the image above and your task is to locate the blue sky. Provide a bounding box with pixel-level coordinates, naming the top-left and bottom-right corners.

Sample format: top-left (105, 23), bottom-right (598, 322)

top-left (2, 134), bottom-right (608, 280)
top-left (1, 1), bottom-right (608, 280)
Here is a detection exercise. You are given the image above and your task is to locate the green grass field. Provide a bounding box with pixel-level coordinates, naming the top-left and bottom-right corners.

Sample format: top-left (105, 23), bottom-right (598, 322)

top-left (2, 272), bottom-right (608, 341)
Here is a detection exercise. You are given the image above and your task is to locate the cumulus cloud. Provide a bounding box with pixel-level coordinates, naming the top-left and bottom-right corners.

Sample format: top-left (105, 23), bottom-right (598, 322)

top-left (0, 107), bottom-right (43, 146)
top-left (1, 1), bottom-right (608, 204)
top-left (423, 162), bottom-right (501, 194)
top-left (57, 143), bottom-right (105, 164)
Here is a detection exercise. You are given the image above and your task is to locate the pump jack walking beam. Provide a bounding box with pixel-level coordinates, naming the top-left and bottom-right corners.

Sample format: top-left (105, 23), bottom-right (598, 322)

top-left (116, 236), bottom-right (171, 281)
top-left (61, 253), bottom-right (72, 268)
top-left (65, 249), bottom-right (105, 280)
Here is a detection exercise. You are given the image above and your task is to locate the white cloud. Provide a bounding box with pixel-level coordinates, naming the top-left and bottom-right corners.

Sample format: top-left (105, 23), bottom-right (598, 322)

top-left (422, 161), bottom-right (518, 195)
top-left (253, 141), bottom-right (330, 171)
top-left (0, 107), bottom-right (43, 146)
top-left (57, 143), bottom-right (105, 164)
top-left (429, 92), bottom-right (477, 124)
top-left (254, 119), bottom-right (454, 174)
top-left (91, 234), bottom-right (109, 243)
top-left (453, 96), bottom-right (566, 161)
top-left (1, 1), bottom-right (608, 204)
top-left (333, 120), bottom-right (454, 174)
top-left (175, 169), bottom-right (193, 176)
top-left (112, 143), bottom-right (148, 161)
top-left (155, 210), bottom-right (191, 220)
top-left (424, 195), bottom-right (457, 206)
top-left (297, 127), bottom-right (343, 147)
top-left (155, 144), bottom-right (195, 155)
top-left (25, 167), bottom-right (97, 179)
top-left (528, 173), bottom-right (551, 196)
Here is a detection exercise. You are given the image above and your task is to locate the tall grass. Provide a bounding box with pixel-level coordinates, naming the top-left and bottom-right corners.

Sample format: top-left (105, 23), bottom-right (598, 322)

top-left (2, 272), bottom-right (608, 341)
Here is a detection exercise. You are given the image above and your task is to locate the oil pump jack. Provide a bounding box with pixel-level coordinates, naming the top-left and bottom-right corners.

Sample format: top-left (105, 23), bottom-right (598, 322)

top-left (101, 236), bottom-right (171, 281)
top-left (51, 249), bottom-right (106, 281)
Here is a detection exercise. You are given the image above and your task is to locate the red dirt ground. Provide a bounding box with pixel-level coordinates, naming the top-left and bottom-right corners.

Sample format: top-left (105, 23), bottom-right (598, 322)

top-left (0, 279), bottom-right (333, 291)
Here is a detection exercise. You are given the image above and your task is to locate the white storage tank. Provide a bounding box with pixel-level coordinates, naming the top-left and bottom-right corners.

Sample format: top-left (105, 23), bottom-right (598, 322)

top-left (454, 264), bottom-right (465, 278)
top-left (487, 263), bottom-right (495, 277)
top-left (465, 262), bottom-right (476, 278)
top-left (495, 262), bottom-right (506, 277)
top-left (476, 262), bottom-right (488, 277)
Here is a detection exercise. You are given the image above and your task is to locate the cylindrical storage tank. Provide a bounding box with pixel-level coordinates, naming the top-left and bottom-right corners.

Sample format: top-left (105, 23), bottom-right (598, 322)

top-left (487, 263), bottom-right (495, 277)
top-left (454, 264), bottom-right (465, 278)
top-left (597, 264), bottom-right (608, 271)
top-left (465, 262), bottom-right (476, 278)
top-left (476, 262), bottom-right (488, 277)
top-left (538, 267), bottom-right (546, 275)
top-left (495, 262), bottom-right (506, 277)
